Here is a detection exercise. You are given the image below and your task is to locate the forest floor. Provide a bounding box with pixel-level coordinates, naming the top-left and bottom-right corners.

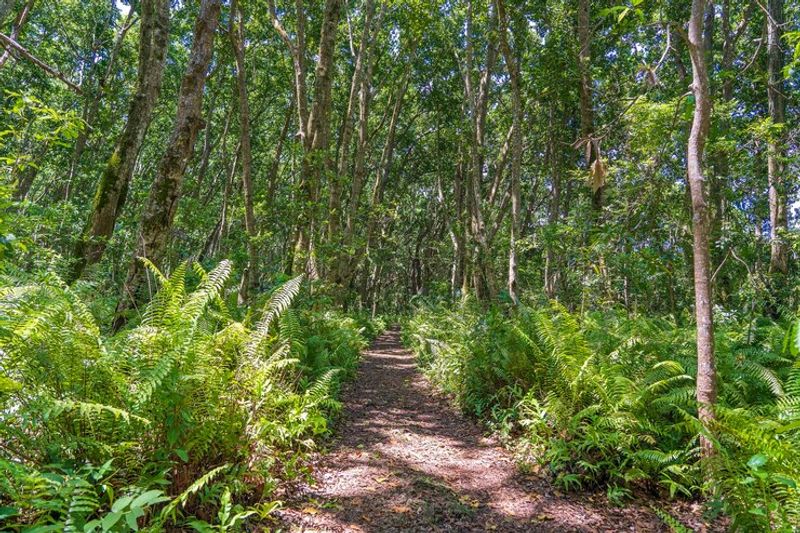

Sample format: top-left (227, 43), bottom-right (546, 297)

top-left (274, 328), bottom-right (716, 532)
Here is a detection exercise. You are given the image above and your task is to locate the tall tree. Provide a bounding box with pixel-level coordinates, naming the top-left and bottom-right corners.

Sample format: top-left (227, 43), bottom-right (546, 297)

top-left (269, 0), bottom-right (342, 277)
top-left (462, 0), bottom-right (497, 301)
top-left (767, 0), bottom-right (788, 277)
top-left (686, 0), bottom-right (716, 457)
top-left (328, 0), bottom-right (377, 244)
top-left (230, 0), bottom-right (258, 303)
top-left (495, 0), bottom-right (522, 304)
top-left (114, 0), bottom-right (221, 329)
top-left (577, 0), bottom-right (601, 212)
top-left (69, 0), bottom-right (170, 282)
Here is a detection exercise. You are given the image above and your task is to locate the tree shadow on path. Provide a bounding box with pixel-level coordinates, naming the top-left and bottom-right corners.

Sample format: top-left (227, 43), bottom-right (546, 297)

top-left (275, 328), bottom-right (679, 532)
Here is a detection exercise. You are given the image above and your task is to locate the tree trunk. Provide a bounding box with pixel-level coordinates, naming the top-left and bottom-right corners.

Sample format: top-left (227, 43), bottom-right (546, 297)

top-left (66, 5), bottom-right (137, 189)
top-left (686, 0), bottom-right (716, 458)
top-left (328, 0), bottom-right (377, 243)
top-left (265, 96), bottom-right (294, 211)
top-left (462, 1), bottom-right (496, 301)
top-left (767, 0), bottom-right (787, 276)
top-left (293, 0), bottom-right (342, 278)
top-left (230, 0), bottom-right (258, 303)
top-left (113, 0), bottom-right (221, 330)
top-left (337, 9), bottom-right (381, 287)
top-left (577, 0), bottom-right (600, 212)
top-left (69, 0), bottom-right (170, 283)
top-left (495, 0), bottom-right (522, 304)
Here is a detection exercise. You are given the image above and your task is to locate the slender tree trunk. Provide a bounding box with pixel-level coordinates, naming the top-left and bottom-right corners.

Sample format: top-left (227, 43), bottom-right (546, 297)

top-left (495, 0), bottom-right (522, 304)
top-left (462, 1), bottom-right (496, 301)
top-left (544, 104), bottom-right (563, 299)
top-left (686, 0), bottom-right (716, 457)
top-left (69, 0), bottom-right (170, 283)
top-left (199, 150), bottom-right (238, 262)
top-left (113, 0), bottom-right (221, 329)
top-left (328, 0), bottom-right (377, 243)
top-left (230, 0), bottom-right (258, 303)
top-left (337, 13), bottom-right (381, 288)
top-left (294, 0), bottom-right (341, 278)
top-left (191, 90), bottom-right (221, 199)
top-left (365, 62), bottom-right (410, 257)
top-left (66, 6), bottom-right (137, 188)
top-left (577, 0), bottom-right (601, 212)
top-left (266, 96), bottom-right (294, 209)
top-left (767, 0), bottom-right (787, 276)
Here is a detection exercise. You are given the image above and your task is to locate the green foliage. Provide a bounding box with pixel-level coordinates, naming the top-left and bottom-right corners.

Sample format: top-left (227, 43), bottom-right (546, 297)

top-left (405, 302), bottom-right (800, 528)
top-left (0, 262), bottom-right (375, 531)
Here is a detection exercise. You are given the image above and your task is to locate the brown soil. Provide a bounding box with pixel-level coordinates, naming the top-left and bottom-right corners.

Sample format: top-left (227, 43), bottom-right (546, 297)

top-left (275, 328), bottom-right (715, 532)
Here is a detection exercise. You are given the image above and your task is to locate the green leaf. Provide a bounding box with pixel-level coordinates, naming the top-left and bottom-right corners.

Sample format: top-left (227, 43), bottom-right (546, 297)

top-left (0, 375), bottom-right (22, 394)
top-left (111, 495), bottom-right (133, 513)
top-left (125, 507), bottom-right (144, 531)
top-left (131, 489), bottom-right (167, 509)
top-left (175, 449), bottom-right (189, 463)
top-left (100, 511), bottom-right (123, 531)
top-left (772, 474), bottom-right (797, 489)
top-left (747, 454), bottom-right (768, 470)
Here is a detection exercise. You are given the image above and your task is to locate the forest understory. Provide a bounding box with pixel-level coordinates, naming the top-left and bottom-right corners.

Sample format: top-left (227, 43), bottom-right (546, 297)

top-left (2, 0), bottom-right (800, 531)
top-left (276, 328), bottom-right (720, 533)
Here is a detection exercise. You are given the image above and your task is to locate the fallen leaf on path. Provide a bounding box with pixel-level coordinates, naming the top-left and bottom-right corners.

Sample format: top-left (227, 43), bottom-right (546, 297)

top-left (458, 495), bottom-right (481, 508)
top-left (301, 506), bottom-right (319, 515)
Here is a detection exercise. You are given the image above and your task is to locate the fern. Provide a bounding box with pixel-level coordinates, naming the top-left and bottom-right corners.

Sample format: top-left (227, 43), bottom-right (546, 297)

top-left (245, 275), bottom-right (303, 359)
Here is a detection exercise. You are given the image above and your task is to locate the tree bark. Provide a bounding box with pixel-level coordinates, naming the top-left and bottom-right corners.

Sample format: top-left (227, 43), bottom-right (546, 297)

top-left (495, 0), bottom-right (522, 304)
top-left (577, 0), bottom-right (600, 212)
top-left (270, 0), bottom-right (342, 277)
top-left (294, 0), bottom-right (342, 278)
top-left (462, 0), bottom-right (496, 301)
top-left (686, 0), bottom-right (716, 457)
top-left (113, 0), bottom-right (221, 329)
top-left (66, 5), bottom-right (138, 190)
top-left (767, 0), bottom-right (787, 276)
top-left (230, 0), bottom-right (258, 303)
top-left (328, 0), bottom-right (377, 243)
top-left (337, 8), bottom-right (382, 287)
top-left (69, 0), bottom-right (170, 283)
top-left (0, 30), bottom-right (82, 93)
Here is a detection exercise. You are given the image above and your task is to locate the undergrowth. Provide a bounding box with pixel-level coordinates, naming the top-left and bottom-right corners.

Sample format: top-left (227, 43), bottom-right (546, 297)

top-left (0, 261), bottom-right (383, 531)
top-left (403, 302), bottom-right (800, 530)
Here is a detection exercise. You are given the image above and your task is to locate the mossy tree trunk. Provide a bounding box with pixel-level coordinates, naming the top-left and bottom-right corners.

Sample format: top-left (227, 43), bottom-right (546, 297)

top-left (113, 0), bottom-right (221, 330)
top-left (69, 0), bottom-right (169, 283)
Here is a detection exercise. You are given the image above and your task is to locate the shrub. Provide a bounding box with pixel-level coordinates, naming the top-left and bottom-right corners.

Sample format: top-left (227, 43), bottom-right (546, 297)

top-left (404, 302), bottom-right (800, 527)
top-left (0, 261), bottom-right (371, 531)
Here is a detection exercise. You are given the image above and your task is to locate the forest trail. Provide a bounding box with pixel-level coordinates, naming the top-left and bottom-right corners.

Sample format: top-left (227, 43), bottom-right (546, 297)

top-left (276, 328), bottom-right (679, 532)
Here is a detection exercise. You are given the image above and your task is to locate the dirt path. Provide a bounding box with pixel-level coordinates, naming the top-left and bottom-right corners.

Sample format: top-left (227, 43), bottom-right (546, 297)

top-left (276, 328), bottom-right (694, 532)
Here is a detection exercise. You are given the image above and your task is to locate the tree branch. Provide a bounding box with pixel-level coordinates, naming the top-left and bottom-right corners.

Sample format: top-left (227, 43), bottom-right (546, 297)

top-left (0, 31), bottom-right (82, 93)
